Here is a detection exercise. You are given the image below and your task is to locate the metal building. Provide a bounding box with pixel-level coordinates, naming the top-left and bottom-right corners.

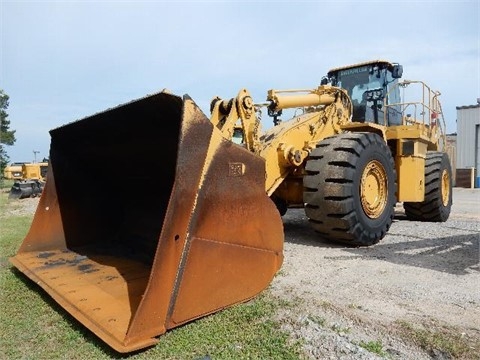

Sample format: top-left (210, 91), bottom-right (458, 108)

top-left (456, 100), bottom-right (480, 187)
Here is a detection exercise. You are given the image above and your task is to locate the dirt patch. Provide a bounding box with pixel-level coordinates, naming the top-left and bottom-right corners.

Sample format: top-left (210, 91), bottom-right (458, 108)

top-left (270, 188), bottom-right (480, 359)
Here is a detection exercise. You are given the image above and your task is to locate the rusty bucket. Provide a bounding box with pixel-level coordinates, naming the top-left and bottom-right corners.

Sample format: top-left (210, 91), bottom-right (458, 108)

top-left (9, 92), bottom-right (283, 352)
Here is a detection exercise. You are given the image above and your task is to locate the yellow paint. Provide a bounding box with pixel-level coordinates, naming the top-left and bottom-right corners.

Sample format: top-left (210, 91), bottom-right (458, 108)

top-left (360, 160), bottom-right (388, 218)
top-left (441, 169), bottom-right (450, 206)
top-left (3, 164), bottom-right (23, 179)
top-left (209, 66), bottom-right (447, 208)
top-left (22, 162), bottom-right (49, 180)
top-left (210, 86), bottom-right (352, 196)
top-left (396, 156), bottom-right (425, 201)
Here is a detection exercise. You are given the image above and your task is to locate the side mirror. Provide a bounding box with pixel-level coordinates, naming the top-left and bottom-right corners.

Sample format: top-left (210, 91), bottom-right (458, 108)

top-left (392, 64), bottom-right (403, 79)
top-left (320, 76), bottom-right (329, 85)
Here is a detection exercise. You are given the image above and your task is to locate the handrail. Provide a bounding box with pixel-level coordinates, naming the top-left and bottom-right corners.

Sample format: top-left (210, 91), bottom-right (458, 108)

top-left (383, 80), bottom-right (446, 149)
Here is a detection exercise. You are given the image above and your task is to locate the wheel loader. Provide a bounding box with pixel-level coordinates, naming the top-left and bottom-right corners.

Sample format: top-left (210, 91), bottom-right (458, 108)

top-left (9, 60), bottom-right (452, 353)
top-left (8, 162), bottom-right (49, 199)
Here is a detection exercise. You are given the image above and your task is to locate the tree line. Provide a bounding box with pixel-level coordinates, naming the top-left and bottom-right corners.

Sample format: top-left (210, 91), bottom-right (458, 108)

top-left (1, 89), bottom-right (16, 178)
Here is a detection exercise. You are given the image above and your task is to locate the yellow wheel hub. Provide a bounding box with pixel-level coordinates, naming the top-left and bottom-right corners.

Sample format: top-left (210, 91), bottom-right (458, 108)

top-left (441, 169), bottom-right (450, 206)
top-left (360, 160), bottom-right (388, 219)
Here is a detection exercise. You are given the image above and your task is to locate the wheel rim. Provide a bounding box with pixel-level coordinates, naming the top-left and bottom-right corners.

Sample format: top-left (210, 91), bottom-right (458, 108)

top-left (441, 169), bottom-right (450, 206)
top-left (360, 160), bottom-right (388, 219)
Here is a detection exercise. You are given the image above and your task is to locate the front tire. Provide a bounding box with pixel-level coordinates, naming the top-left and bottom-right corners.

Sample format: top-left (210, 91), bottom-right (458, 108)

top-left (303, 133), bottom-right (396, 246)
top-left (404, 152), bottom-right (452, 221)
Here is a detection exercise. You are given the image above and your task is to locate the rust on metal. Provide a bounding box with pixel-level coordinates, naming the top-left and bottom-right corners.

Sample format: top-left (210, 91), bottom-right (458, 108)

top-left (10, 92), bottom-right (284, 353)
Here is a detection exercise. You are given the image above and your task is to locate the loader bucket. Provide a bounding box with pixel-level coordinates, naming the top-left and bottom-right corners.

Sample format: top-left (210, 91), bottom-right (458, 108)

top-left (9, 92), bottom-right (283, 353)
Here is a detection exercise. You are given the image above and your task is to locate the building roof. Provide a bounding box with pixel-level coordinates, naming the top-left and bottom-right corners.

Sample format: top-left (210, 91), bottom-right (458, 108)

top-left (456, 102), bottom-right (480, 110)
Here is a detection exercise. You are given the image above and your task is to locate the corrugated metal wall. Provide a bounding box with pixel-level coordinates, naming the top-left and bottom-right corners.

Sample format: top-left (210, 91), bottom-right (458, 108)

top-left (456, 105), bottom-right (480, 187)
top-left (456, 106), bottom-right (479, 168)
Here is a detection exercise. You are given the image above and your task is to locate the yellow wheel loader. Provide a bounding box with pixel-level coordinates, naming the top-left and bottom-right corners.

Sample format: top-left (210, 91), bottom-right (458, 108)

top-left (210, 60), bottom-right (451, 244)
top-left (9, 60), bottom-right (452, 352)
top-left (8, 162), bottom-right (49, 199)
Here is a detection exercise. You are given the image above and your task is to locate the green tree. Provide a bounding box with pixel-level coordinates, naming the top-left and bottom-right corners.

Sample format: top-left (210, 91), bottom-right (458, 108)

top-left (1, 89), bottom-right (16, 178)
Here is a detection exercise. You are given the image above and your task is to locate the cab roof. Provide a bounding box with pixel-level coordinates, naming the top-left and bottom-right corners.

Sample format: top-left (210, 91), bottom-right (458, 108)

top-left (327, 60), bottom-right (397, 77)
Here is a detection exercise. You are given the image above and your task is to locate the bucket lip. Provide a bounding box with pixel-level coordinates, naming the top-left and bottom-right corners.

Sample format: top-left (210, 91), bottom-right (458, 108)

top-left (49, 90), bottom-right (183, 135)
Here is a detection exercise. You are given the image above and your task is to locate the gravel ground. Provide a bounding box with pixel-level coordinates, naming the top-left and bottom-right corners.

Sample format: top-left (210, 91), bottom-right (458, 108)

top-left (271, 188), bottom-right (480, 359)
top-left (5, 188), bottom-right (479, 359)
top-left (1, 196), bottom-right (40, 218)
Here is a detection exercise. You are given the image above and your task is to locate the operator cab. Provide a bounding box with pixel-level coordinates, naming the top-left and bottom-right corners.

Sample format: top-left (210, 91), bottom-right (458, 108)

top-left (324, 60), bottom-right (403, 125)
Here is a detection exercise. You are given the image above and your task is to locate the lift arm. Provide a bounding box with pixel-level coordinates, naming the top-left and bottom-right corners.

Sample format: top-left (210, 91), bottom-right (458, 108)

top-left (210, 85), bottom-right (352, 194)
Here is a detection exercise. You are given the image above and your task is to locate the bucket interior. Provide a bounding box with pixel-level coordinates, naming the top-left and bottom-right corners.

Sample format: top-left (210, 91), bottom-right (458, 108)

top-left (50, 93), bottom-right (183, 265)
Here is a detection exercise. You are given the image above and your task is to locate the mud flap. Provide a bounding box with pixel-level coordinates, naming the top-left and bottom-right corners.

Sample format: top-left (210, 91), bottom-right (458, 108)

top-left (9, 91), bottom-right (283, 353)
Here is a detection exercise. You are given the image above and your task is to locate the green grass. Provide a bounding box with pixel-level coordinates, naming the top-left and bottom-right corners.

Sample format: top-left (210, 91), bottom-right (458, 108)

top-left (306, 315), bottom-right (326, 327)
top-left (395, 320), bottom-right (479, 360)
top-left (0, 193), bottom-right (303, 359)
top-left (359, 340), bottom-right (386, 357)
top-left (0, 179), bottom-right (14, 190)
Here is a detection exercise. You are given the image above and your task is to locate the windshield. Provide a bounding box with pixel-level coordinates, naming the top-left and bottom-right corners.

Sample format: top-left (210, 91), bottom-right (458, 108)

top-left (337, 66), bottom-right (381, 102)
top-left (331, 65), bottom-right (401, 125)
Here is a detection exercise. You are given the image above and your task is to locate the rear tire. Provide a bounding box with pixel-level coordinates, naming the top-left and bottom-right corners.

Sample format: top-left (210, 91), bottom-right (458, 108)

top-left (303, 133), bottom-right (396, 246)
top-left (404, 152), bottom-right (452, 222)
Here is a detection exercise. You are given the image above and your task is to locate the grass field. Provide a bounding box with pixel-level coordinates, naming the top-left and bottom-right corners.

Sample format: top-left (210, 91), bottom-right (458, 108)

top-left (0, 184), bottom-right (302, 359)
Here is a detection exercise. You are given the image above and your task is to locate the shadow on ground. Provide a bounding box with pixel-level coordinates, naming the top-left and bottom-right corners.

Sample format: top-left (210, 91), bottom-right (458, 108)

top-left (282, 209), bottom-right (479, 276)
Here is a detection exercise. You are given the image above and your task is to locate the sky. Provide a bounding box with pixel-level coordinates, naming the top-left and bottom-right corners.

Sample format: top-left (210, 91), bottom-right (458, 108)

top-left (1, 0), bottom-right (479, 163)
